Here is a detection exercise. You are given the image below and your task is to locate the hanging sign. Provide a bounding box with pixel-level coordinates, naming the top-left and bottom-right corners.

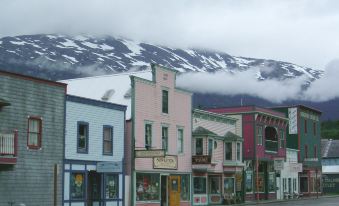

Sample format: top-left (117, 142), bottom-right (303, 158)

top-left (153, 155), bottom-right (178, 170)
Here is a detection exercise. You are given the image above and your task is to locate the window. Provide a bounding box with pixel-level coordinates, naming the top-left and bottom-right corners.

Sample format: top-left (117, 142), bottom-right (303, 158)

top-left (145, 124), bottom-right (152, 150)
top-left (177, 128), bottom-right (184, 153)
top-left (27, 117), bottom-right (42, 149)
top-left (279, 129), bottom-right (285, 148)
top-left (313, 122), bottom-right (316, 135)
top-left (304, 119), bottom-right (308, 134)
top-left (196, 138), bottom-right (203, 155)
top-left (224, 177), bottom-right (235, 194)
top-left (283, 178), bottom-right (286, 192)
top-left (257, 126), bottom-right (263, 145)
top-left (209, 176), bottom-right (221, 194)
top-left (225, 142), bottom-right (232, 160)
top-left (193, 177), bottom-right (206, 194)
top-left (105, 174), bottom-right (119, 199)
top-left (268, 172), bottom-right (275, 192)
top-left (305, 145), bottom-right (308, 158)
top-left (162, 127), bottom-right (168, 152)
top-left (293, 178), bottom-right (297, 192)
top-left (136, 173), bottom-right (160, 201)
top-left (77, 122), bottom-right (89, 153)
top-left (162, 90), bottom-right (168, 114)
top-left (314, 145), bottom-right (317, 158)
top-left (180, 174), bottom-right (190, 201)
top-left (236, 142), bottom-right (241, 161)
top-left (103, 126), bottom-right (113, 155)
top-left (70, 173), bottom-right (85, 199)
top-left (208, 139), bottom-right (213, 156)
top-left (245, 171), bottom-right (253, 193)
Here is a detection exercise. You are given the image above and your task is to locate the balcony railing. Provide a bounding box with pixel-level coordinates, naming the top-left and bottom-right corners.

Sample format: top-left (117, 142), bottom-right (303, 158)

top-left (192, 155), bottom-right (211, 164)
top-left (265, 140), bottom-right (278, 152)
top-left (0, 131), bottom-right (18, 164)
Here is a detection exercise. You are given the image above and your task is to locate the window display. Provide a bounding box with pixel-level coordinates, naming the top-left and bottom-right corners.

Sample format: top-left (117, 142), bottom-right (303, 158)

top-left (105, 174), bottom-right (119, 199)
top-left (180, 174), bottom-right (190, 201)
top-left (136, 173), bottom-right (160, 201)
top-left (194, 177), bottom-right (206, 194)
top-left (70, 173), bottom-right (85, 199)
top-left (224, 177), bottom-right (235, 194)
top-left (268, 172), bottom-right (275, 192)
top-left (246, 171), bottom-right (253, 192)
top-left (209, 176), bottom-right (221, 194)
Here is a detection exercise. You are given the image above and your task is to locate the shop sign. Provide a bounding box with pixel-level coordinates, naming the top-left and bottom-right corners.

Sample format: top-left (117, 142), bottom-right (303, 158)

top-left (192, 155), bottom-right (211, 164)
top-left (236, 173), bottom-right (243, 191)
top-left (323, 174), bottom-right (339, 194)
top-left (135, 149), bottom-right (165, 158)
top-left (274, 159), bottom-right (284, 170)
top-left (289, 163), bottom-right (303, 173)
top-left (97, 161), bottom-right (122, 173)
top-left (153, 155), bottom-right (177, 170)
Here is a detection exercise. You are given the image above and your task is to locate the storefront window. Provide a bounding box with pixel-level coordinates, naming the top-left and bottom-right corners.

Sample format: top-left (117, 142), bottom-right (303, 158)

top-left (194, 177), bottom-right (206, 194)
top-left (105, 174), bottom-right (119, 199)
top-left (256, 174), bottom-right (265, 192)
top-left (209, 176), bottom-right (221, 194)
top-left (246, 171), bottom-right (253, 193)
top-left (224, 177), bottom-right (235, 194)
top-left (268, 172), bottom-right (275, 192)
top-left (136, 173), bottom-right (160, 201)
top-left (180, 174), bottom-right (190, 201)
top-left (70, 173), bottom-right (85, 199)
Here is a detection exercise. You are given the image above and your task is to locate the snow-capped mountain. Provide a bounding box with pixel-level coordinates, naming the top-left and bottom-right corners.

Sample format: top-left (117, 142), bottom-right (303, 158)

top-left (0, 34), bottom-right (323, 81)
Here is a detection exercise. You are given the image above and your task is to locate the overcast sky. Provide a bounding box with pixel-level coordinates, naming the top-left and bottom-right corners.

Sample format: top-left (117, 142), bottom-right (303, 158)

top-left (1, 0), bottom-right (339, 70)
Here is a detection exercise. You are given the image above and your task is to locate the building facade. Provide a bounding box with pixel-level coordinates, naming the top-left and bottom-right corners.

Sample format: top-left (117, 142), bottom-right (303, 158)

top-left (0, 71), bottom-right (66, 205)
top-left (273, 105), bottom-right (322, 196)
top-left (129, 64), bottom-right (192, 206)
top-left (321, 139), bottom-right (339, 195)
top-left (208, 106), bottom-right (288, 201)
top-left (191, 109), bottom-right (244, 205)
top-left (63, 95), bottom-right (126, 206)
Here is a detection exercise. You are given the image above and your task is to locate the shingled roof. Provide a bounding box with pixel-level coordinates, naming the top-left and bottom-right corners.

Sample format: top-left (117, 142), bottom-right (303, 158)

top-left (322, 139), bottom-right (339, 158)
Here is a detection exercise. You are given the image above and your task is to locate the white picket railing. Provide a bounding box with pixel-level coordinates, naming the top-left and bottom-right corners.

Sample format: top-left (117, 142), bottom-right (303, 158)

top-left (0, 133), bottom-right (15, 155)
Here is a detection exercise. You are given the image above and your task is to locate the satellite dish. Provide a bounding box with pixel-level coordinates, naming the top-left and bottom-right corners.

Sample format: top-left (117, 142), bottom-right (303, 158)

top-left (101, 89), bottom-right (115, 101)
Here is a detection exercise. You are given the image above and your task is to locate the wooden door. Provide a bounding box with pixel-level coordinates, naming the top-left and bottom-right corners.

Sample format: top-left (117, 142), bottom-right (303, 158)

top-left (168, 175), bottom-right (181, 206)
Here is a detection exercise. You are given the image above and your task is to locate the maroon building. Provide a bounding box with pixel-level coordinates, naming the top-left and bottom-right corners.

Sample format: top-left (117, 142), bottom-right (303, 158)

top-left (207, 106), bottom-right (288, 201)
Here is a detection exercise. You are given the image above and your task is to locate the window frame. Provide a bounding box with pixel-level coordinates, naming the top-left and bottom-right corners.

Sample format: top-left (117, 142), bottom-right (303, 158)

top-left (162, 90), bottom-right (169, 114)
top-left (193, 176), bottom-right (207, 194)
top-left (70, 172), bottom-right (86, 200)
top-left (305, 145), bottom-right (308, 159)
top-left (105, 173), bottom-right (119, 199)
top-left (257, 125), bottom-right (263, 145)
top-left (195, 138), bottom-right (203, 155)
top-left (208, 138), bottom-right (213, 156)
top-left (77, 121), bottom-right (89, 154)
top-left (304, 119), bottom-right (308, 134)
top-left (223, 177), bottom-right (235, 195)
top-left (314, 145), bottom-right (317, 158)
top-left (236, 142), bottom-right (241, 161)
top-left (279, 129), bottom-right (285, 148)
top-left (27, 116), bottom-right (42, 149)
top-left (177, 127), bottom-right (184, 154)
top-left (103, 125), bottom-right (113, 155)
top-left (313, 121), bottom-right (316, 136)
top-left (162, 126), bottom-right (169, 153)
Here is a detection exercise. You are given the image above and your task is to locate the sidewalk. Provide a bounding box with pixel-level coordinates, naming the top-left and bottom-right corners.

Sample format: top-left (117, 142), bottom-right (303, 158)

top-left (222, 194), bottom-right (339, 205)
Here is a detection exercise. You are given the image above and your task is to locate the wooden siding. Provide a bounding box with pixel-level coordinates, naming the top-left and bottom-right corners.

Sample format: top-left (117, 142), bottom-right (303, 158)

top-left (65, 101), bottom-right (125, 162)
top-left (0, 74), bottom-right (65, 206)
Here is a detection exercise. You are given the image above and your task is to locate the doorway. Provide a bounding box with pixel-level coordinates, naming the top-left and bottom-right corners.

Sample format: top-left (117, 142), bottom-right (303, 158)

top-left (87, 171), bottom-right (102, 206)
top-left (161, 175), bottom-right (168, 206)
top-left (168, 176), bottom-right (181, 206)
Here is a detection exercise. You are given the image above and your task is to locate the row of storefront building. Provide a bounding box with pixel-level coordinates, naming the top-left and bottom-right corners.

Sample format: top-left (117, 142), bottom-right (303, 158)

top-left (0, 64), bottom-right (322, 206)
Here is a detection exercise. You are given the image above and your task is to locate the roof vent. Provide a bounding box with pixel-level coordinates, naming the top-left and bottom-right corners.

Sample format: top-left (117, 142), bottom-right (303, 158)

top-left (101, 89), bottom-right (115, 101)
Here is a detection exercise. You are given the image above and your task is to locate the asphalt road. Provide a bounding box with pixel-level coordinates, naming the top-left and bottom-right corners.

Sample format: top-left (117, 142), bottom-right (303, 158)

top-left (254, 196), bottom-right (339, 206)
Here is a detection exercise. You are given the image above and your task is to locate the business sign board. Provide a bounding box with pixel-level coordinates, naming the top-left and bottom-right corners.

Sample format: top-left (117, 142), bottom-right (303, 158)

top-left (288, 107), bottom-right (298, 134)
top-left (153, 155), bottom-right (178, 170)
top-left (274, 159), bottom-right (284, 170)
top-left (192, 155), bottom-right (211, 164)
top-left (97, 161), bottom-right (122, 173)
top-left (289, 163), bottom-right (303, 173)
top-left (323, 174), bottom-right (339, 194)
top-left (135, 149), bottom-right (165, 158)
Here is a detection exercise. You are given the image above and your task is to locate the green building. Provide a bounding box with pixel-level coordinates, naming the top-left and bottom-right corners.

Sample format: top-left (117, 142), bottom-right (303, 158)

top-left (273, 105), bottom-right (322, 196)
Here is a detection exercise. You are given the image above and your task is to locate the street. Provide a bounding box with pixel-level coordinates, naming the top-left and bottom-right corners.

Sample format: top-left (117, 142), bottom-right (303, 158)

top-left (253, 196), bottom-right (339, 206)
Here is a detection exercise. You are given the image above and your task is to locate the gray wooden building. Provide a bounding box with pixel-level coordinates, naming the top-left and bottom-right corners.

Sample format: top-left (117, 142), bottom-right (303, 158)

top-left (0, 70), bottom-right (67, 206)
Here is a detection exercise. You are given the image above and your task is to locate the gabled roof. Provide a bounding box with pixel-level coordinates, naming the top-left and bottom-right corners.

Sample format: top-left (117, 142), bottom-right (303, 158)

top-left (193, 126), bottom-right (218, 137)
top-left (224, 131), bottom-right (243, 141)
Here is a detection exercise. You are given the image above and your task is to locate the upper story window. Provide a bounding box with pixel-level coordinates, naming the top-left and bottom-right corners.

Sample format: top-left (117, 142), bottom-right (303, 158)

top-left (236, 142), bottom-right (241, 161)
top-left (304, 145), bottom-right (308, 158)
top-left (313, 122), bottom-right (316, 136)
top-left (196, 138), bottom-right (203, 155)
top-left (257, 126), bottom-right (263, 145)
top-left (314, 145), bottom-right (317, 158)
top-left (208, 139), bottom-right (213, 156)
top-left (177, 128), bottom-right (184, 154)
top-left (162, 90), bottom-right (168, 114)
top-left (225, 142), bottom-right (232, 160)
top-left (103, 126), bottom-right (113, 155)
top-left (304, 119), bottom-right (308, 134)
top-left (145, 123), bottom-right (152, 150)
top-left (162, 126), bottom-right (168, 152)
top-left (279, 129), bottom-right (285, 148)
top-left (27, 117), bottom-right (42, 149)
top-left (77, 121), bottom-right (89, 153)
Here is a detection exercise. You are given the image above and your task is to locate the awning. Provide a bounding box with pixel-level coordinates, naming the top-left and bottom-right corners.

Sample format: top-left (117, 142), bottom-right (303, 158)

top-left (0, 98), bottom-right (11, 107)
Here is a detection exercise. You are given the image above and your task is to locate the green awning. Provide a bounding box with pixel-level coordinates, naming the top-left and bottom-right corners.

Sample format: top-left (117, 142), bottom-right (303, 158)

top-left (193, 126), bottom-right (218, 137)
top-left (224, 131), bottom-right (243, 141)
top-left (0, 98), bottom-right (10, 107)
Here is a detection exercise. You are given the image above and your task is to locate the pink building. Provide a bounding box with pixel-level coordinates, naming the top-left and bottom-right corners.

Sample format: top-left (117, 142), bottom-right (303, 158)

top-left (128, 64), bottom-right (192, 206)
top-left (208, 106), bottom-right (288, 201)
